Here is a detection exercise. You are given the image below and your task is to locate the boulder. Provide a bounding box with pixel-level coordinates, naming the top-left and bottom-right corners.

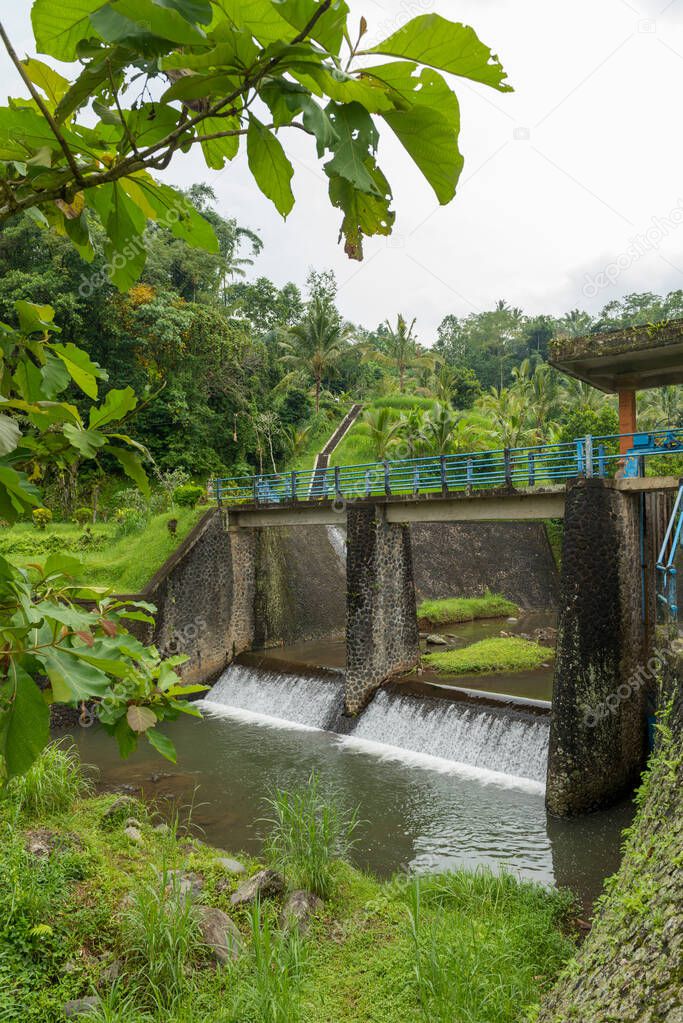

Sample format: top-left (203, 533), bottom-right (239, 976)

top-left (279, 890), bottom-right (322, 935)
top-left (230, 869), bottom-right (285, 907)
top-left (123, 825), bottom-right (142, 844)
top-left (101, 796), bottom-right (137, 826)
top-left (197, 906), bottom-right (243, 964)
top-left (25, 829), bottom-right (56, 858)
top-left (533, 626), bottom-right (558, 646)
top-left (164, 869), bottom-right (204, 899)
top-left (425, 634), bottom-right (448, 646)
top-left (154, 823), bottom-right (171, 835)
top-left (63, 997), bottom-right (99, 1018)
top-left (124, 817), bottom-right (142, 829)
top-left (98, 958), bottom-right (121, 986)
top-left (216, 857), bottom-right (246, 875)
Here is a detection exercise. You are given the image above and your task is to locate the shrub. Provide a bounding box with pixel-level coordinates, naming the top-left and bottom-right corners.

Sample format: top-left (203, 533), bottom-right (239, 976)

top-left (31, 507), bottom-right (52, 530)
top-left (172, 483), bottom-right (204, 508)
top-left (7, 741), bottom-right (89, 817)
top-left (114, 507), bottom-right (147, 536)
top-left (123, 875), bottom-right (203, 1011)
top-left (263, 771), bottom-right (358, 899)
top-left (73, 506), bottom-right (92, 524)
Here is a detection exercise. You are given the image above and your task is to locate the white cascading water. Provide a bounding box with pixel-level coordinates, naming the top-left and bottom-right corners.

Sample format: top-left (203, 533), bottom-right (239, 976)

top-left (326, 524), bottom-right (347, 565)
top-left (347, 689), bottom-right (549, 786)
top-left (200, 663), bottom-right (549, 791)
top-left (200, 663), bottom-right (345, 732)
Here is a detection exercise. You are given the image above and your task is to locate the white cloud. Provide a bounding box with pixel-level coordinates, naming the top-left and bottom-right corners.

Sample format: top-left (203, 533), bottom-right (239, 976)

top-left (1, 0), bottom-right (682, 343)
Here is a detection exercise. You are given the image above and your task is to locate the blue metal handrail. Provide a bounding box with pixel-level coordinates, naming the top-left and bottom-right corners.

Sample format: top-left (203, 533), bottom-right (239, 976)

top-left (657, 481), bottom-right (683, 626)
top-left (213, 427), bottom-right (683, 508)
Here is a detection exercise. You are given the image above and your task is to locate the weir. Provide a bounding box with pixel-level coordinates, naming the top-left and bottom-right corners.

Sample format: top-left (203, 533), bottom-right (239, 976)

top-left (201, 662), bottom-right (550, 789)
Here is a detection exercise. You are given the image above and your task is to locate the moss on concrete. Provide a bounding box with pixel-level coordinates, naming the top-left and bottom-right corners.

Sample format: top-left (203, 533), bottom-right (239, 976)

top-left (424, 637), bottom-right (553, 676)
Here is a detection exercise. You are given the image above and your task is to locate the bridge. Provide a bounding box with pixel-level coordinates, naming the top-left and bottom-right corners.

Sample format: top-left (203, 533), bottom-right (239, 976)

top-left (214, 428), bottom-right (683, 526)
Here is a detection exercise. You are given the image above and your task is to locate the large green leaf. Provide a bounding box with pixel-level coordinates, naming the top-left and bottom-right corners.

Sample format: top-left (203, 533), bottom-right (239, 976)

top-left (199, 116), bottom-right (241, 169)
top-left (0, 416), bottom-right (21, 457)
top-left (246, 117), bottom-right (294, 217)
top-left (329, 161), bottom-right (394, 260)
top-left (105, 444), bottom-right (150, 497)
top-left (0, 665), bottom-right (50, 780)
top-left (21, 58), bottom-right (70, 107)
top-left (90, 0), bottom-right (207, 47)
top-left (63, 423), bottom-right (108, 457)
top-left (364, 15), bottom-right (512, 92)
top-left (365, 63), bottom-right (463, 204)
top-left (134, 178), bottom-right (219, 253)
top-left (274, 0), bottom-right (349, 52)
top-left (147, 727), bottom-right (177, 762)
top-left (39, 645), bottom-right (112, 703)
top-left (31, 0), bottom-right (107, 62)
top-left (40, 353), bottom-right (71, 399)
top-left (85, 182), bottom-right (148, 290)
top-left (323, 103), bottom-right (380, 194)
top-left (89, 386), bottom-right (137, 430)
top-left (217, 0), bottom-right (293, 46)
top-left (15, 300), bottom-right (56, 336)
top-left (52, 342), bottom-right (107, 399)
top-left (0, 464), bottom-right (42, 520)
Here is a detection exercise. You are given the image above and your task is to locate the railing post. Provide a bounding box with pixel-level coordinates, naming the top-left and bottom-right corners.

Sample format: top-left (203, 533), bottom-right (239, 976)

top-left (291, 470), bottom-right (297, 503)
top-left (365, 471), bottom-right (371, 498)
top-left (253, 475), bottom-right (259, 505)
top-left (412, 468), bottom-right (420, 497)
top-left (528, 452), bottom-right (535, 487)
top-left (334, 465), bottom-right (342, 500)
top-left (466, 458), bottom-right (473, 488)
top-left (439, 455), bottom-right (448, 496)
top-left (383, 461), bottom-right (391, 496)
top-left (598, 444), bottom-right (606, 477)
top-left (585, 434), bottom-right (594, 477)
top-left (504, 448), bottom-right (512, 486)
top-left (576, 439), bottom-right (584, 475)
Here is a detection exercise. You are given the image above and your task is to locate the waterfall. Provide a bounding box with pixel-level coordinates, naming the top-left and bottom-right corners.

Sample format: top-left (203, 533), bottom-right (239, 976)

top-left (200, 663), bottom-right (345, 732)
top-left (200, 663), bottom-right (549, 792)
top-left (326, 525), bottom-right (347, 566)
top-left (346, 689), bottom-right (549, 788)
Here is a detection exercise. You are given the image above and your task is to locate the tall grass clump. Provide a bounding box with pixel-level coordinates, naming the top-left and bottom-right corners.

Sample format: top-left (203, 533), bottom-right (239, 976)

top-left (263, 771), bottom-right (358, 899)
top-left (123, 875), bottom-right (203, 1012)
top-left (7, 740), bottom-right (89, 817)
top-left (237, 901), bottom-right (306, 1023)
top-left (406, 871), bottom-right (576, 1023)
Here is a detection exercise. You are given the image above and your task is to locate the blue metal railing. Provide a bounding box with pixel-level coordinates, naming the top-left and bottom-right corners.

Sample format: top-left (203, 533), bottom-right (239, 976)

top-left (657, 481), bottom-right (683, 626)
top-left (213, 427), bottom-right (683, 508)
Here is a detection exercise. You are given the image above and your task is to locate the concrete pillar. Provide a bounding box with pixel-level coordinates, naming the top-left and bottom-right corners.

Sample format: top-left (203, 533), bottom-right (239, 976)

top-left (345, 505), bottom-right (420, 714)
top-left (546, 478), bottom-right (648, 816)
top-left (618, 387), bottom-right (637, 455)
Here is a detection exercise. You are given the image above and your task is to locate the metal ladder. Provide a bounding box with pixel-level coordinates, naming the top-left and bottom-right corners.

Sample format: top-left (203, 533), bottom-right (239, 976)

top-left (656, 481), bottom-right (683, 626)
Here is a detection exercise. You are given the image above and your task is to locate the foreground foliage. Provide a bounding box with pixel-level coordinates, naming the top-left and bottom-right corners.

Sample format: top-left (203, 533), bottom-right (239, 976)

top-left (0, 742), bottom-right (577, 1023)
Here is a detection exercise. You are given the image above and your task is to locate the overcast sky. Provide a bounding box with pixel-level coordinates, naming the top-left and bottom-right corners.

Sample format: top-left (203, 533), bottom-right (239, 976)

top-left (2, 0), bottom-right (683, 342)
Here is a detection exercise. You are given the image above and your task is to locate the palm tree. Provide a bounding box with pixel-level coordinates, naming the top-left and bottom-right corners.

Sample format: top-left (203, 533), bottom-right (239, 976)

top-left (422, 402), bottom-right (460, 455)
top-left (558, 376), bottom-right (605, 414)
top-left (364, 315), bottom-right (433, 392)
top-left (476, 387), bottom-right (536, 449)
top-left (510, 359), bottom-right (564, 442)
top-left (280, 298), bottom-right (351, 412)
top-left (557, 308), bottom-right (593, 338)
top-left (638, 386), bottom-right (683, 430)
top-left (363, 407), bottom-right (402, 460)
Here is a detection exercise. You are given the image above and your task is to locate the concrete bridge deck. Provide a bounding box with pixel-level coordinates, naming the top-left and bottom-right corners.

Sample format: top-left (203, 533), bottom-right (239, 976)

top-left (223, 476), bottom-right (680, 527)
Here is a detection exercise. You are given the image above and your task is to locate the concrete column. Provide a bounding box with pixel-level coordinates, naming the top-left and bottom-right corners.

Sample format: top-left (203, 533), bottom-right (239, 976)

top-left (345, 505), bottom-right (420, 715)
top-left (618, 387), bottom-right (637, 455)
top-left (546, 478), bottom-right (648, 816)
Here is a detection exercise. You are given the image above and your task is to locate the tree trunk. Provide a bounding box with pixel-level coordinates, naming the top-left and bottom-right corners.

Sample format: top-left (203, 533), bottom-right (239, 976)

top-left (539, 642), bottom-right (683, 1023)
top-left (315, 377), bottom-right (320, 414)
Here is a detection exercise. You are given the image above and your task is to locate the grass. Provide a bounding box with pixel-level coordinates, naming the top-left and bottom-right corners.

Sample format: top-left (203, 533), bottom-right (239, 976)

top-left (263, 771), bottom-right (359, 899)
top-left (6, 740), bottom-right (90, 818)
top-left (424, 637), bottom-right (555, 676)
top-left (0, 507), bottom-right (204, 592)
top-left (0, 743), bottom-right (579, 1023)
top-left (330, 394), bottom-right (437, 467)
top-left (417, 592), bottom-right (518, 626)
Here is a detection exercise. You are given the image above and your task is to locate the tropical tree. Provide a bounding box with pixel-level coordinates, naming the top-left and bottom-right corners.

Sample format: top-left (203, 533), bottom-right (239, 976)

top-left (366, 315), bottom-right (434, 392)
top-left (511, 359), bottom-right (563, 442)
top-left (476, 387), bottom-right (536, 449)
top-left (638, 386), bottom-right (683, 430)
top-left (363, 407), bottom-right (402, 460)
top-left (557, 309), bottom-right (594, 338)
top-left (280, 298), bottom-right (352, 412)
top-left (558, 376), bottom-right (606, 414)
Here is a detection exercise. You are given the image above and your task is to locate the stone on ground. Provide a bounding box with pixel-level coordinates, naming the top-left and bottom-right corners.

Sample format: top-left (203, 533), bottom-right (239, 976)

top-left (63, 997), bottom-right (99, 1017)
top-left (123, 825), bottom-right (142, 844)
top-left (216, 856), bottom-right (246, 875)
top-left (197, 906), bottom-right (243, 964)
top-left (279, 890), bottom-right (322, 935)
top-left (230, 869), bottom-right (285, 907)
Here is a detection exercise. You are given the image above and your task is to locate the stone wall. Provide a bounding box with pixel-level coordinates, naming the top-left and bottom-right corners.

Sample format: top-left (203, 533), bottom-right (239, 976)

top-left (144, 511), bottom-right (255, 684)
top-left (546, 478), bottom-right (647, 817)
top-left (345, 506), bottom-right (420, 715)
top-left (411, 521), bottom-right (559, 608)
top-left (538, 650), bottom-right (683, 1022)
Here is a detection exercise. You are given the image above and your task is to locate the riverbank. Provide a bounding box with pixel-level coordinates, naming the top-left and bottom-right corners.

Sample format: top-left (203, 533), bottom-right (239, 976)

top-left (2, 743), bottom-right (579, 1023)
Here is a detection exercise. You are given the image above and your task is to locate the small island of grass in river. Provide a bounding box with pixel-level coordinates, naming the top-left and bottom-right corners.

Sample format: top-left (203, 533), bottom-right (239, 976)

top-left (417, 593), bottom-right (519, 627)
top-left (424, 637), bottom-right (554, 676)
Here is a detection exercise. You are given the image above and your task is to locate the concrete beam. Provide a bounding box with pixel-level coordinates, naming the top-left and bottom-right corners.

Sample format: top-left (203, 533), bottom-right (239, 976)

top-left (384, 490), bottom-right (566, 523)
top-left (227, 507), bottom-right (343, 527)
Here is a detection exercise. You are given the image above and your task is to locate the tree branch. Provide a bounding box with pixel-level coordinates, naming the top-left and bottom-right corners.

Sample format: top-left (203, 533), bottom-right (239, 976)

top-left (0, 20), bottom-right (86, 187)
